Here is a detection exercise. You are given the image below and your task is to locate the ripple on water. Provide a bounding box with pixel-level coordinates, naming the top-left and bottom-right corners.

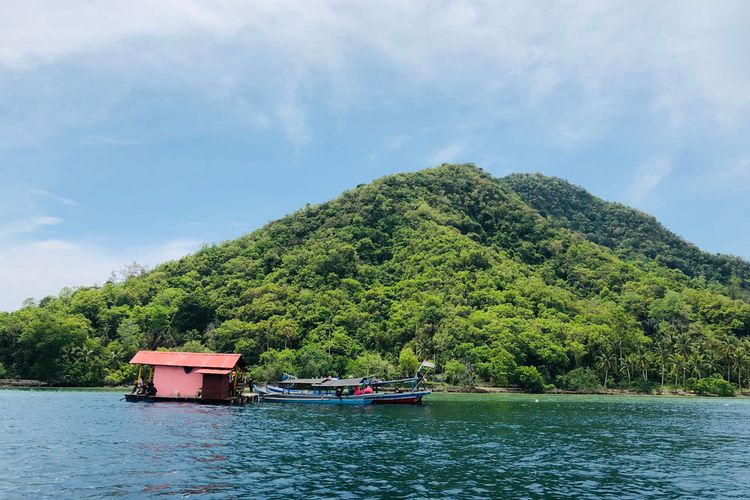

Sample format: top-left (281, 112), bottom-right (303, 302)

top-left (0, 391), bottom-right (749, 498)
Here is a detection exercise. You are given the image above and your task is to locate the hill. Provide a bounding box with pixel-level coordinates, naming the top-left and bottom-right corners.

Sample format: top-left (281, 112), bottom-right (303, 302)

top-left (502, 173), bottom-right (750, 298)
top-left (1, 164), bottom-right (749, 392)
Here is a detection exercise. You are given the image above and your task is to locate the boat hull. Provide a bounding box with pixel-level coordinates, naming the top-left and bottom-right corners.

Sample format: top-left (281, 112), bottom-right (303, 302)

top-left (371, 391), bottom-right (430, 404)
top-left (256, 387), bottom-right (431, 405)
top-left (258, 392), bottom-right (372, 405)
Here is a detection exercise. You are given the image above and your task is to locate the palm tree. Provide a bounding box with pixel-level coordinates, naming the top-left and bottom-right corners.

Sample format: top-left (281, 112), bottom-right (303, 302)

top-left (674, 332), bottom-right (692, 386)
top-left (699, 345), bottom-right (721, 377)
top-left (655, 341), bottom-right (671, 387)
top-left (74, 344), bottom-right (95, 368)
top-left (596, 350), bottom-right (617, 388)
top-left (733, 343), bottom-right (748, 390)
top-left (620, 352), bottom-right (638, 385)
top-left (742, 339), bottom-right (750, 391)
top-left (634, 350), bottom-right (650, 382)
top-left (669, 354), bottom-right (686, 387)
top-left (61, 345), bottom-right (77, 364)
top-left (723, 335), bottom-right (738, 384)
top-left (688, 352), bottom-right (705, 379)
top-left (642, 352), bottom-right (655, 382)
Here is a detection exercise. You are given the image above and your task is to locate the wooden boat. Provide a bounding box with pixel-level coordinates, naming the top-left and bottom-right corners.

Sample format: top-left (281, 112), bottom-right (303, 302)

top-left (254, 364), bottom-right (432, 405)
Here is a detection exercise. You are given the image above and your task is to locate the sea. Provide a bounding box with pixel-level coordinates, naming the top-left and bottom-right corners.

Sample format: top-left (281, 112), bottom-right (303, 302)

top-left (0, 390), bottom-right (748, 498)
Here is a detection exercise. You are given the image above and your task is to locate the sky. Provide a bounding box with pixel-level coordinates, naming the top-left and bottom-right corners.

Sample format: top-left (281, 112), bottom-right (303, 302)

top-left (1, 1), bottom-right (749, 311)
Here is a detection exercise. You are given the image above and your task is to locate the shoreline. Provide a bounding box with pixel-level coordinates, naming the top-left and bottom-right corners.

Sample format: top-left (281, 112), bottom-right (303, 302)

top-left (428, 385), bottom-right (750, 398)
top-left (2, 384), bottom-right (747, 398)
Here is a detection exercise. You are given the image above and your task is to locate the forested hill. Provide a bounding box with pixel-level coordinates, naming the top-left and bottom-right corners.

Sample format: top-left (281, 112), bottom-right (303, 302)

top-left (1, 164), bottom-right (749, 394)
top-left (502, 173), bottom-right (750, 298)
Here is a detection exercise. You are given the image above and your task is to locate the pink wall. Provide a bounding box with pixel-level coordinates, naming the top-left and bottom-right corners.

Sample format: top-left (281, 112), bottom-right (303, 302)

top-left (153, 366), bottom-right (203, 397)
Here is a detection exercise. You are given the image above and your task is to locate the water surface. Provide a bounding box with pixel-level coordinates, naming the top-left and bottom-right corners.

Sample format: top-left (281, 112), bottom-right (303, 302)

top-left (1, 390), bottom-right (748, 498)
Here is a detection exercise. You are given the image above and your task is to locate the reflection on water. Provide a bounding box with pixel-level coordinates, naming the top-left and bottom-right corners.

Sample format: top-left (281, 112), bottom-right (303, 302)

top-left (0, 390), bottom-right (749, 498)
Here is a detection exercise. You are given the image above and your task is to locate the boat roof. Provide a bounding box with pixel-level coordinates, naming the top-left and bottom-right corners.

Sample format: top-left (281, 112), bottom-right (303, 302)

top-left (315, 377), bottom-right (366, 388)
top-left (274, 377), bottom-right (368, 387)
top-left (130, 351), bottom-right (243, 369)
top-left (371, 376), bottom-right (419, 386)
top-left (277, 378), bottom-right (327, 385)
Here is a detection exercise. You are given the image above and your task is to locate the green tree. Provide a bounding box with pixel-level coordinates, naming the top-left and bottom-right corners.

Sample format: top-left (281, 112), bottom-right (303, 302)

top-left (296, 343), bottom-right (337, 378)
top-left (558, 367), bottom-right (600, 392)
top-left (398, 347), bottom-right (420, 377)
top-left (18, 310), bottom-right (91, 384)
top-left (515, 366), bottom-right (545, 393)
top-left (253, 349), bottom-right (297, 382)
top-left (346, 353), bottom-right (395, 379)
top-left (444, 360), bottom-right (469, 386)
top-left (595, 349), bottom-right (616, 388)
top-left (694, 374), bottom-right (735, 397)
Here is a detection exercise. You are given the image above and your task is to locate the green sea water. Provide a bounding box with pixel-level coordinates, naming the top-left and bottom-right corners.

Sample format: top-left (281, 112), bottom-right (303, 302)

top-left (0, 390), bottom-right (748, 498)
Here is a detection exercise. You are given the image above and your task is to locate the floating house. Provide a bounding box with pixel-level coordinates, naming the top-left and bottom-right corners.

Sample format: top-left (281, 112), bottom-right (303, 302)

top-left (124, 350), bottom-right (256, 405)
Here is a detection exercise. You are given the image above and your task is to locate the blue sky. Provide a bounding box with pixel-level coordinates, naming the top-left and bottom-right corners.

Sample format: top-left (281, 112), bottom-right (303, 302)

top-left (1, 1), bottom-right (749, 310)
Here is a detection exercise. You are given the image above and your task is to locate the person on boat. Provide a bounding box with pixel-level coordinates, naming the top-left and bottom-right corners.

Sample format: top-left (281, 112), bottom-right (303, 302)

top-left (146, 382), bottom-right (157, 396)
top-left (363, 385), bottom-right (373, 394)
top-left (335, 387), bottom-right (343, 399)
top-left (354, 386), bottom-right (363, 396)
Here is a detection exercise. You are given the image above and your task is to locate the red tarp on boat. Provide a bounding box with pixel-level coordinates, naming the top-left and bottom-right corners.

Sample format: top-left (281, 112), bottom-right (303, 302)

top-left (129, 351), bottom-right (241, 369)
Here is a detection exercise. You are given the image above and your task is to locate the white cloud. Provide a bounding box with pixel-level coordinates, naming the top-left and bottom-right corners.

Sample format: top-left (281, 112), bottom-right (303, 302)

top-left (429, 144), bottom-right (464, 165)
top-left (0, 1), bottom-right (245, 69)
top-left (382, 134), bottom-right (410, 152)
top-left (0, 238), bottom-right (204, 311)
top-left (33, 239), bottom-right (79, 251)
top-left (0, 1), bottom-right (747, 150)
top-left (277, 96), bottom-right (311, 147)
top-left (715, 158), bottom-right (750, 186)
top-left (691, 157), bottom-right (750, 195)
top-left (80, 135), bottom-right (139, 146)
top-left (30, 189), bottom-right (77, 206)
top-left (153, 239), bottom-right (203, 261)
top-left (625, 156), bottom-right (673, 205)
top-left (0, 216), bottom-right (62, 239)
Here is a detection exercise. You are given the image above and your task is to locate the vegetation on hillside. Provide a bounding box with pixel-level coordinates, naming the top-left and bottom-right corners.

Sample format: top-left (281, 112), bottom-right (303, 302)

top-left (1, 164), bottom-right (749, 395)
top-left (503, 173), bottom-right (750, 299)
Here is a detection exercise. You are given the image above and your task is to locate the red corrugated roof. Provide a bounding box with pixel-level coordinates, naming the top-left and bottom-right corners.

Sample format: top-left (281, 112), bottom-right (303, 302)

top-left (129, 351), bottom-right (241, 369)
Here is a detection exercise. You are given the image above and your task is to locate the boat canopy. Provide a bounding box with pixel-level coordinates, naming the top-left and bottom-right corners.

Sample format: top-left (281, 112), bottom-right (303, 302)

top-left (277, 378), bottom-right (327, 385)
top-left (274, 377), bottom-right (367, 387)
top-left (129, 351), bottom-right (244, 369)
top-left (371, 377), bottom-right (419, 386)
top-left (315, 377), bottom-right (366, 388)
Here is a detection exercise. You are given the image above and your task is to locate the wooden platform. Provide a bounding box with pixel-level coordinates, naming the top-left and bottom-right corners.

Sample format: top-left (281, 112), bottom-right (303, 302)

top-left (124, 393), bottom-right (259, 405)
